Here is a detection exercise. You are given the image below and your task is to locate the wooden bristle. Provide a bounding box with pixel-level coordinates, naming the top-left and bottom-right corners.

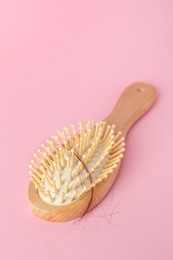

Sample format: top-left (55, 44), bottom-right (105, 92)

top-left (29, 120), bottom-right (125, 205)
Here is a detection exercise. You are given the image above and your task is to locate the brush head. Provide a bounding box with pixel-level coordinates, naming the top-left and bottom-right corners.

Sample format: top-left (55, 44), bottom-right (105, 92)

top-left (29, 120), bottom-right (125, 207)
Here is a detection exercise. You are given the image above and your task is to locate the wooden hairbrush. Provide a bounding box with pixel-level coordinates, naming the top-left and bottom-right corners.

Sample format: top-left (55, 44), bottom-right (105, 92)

top-left (28, 82), bottom-right (157, 222)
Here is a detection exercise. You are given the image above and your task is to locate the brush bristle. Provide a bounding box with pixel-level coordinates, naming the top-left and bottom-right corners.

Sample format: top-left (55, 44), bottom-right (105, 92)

top-left (29, 120), bottom-right (125, 205)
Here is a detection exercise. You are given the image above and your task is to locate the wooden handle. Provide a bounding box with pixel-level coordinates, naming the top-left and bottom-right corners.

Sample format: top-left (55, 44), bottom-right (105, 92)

top-left (105, 82), bottom-right (157, 136)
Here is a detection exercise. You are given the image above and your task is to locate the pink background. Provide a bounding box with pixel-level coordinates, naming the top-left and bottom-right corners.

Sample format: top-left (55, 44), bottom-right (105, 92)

top-left (0, 0), bottom-right (173, 259)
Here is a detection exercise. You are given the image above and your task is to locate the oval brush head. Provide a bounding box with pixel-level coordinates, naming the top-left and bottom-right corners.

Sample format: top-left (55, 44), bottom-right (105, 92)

top-left (28, 82), bottom-right (157, 222)
top-left (29, 121), bottom-right (125, 206)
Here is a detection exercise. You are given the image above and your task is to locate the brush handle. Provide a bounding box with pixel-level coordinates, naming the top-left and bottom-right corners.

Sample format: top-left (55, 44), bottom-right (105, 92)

top-left (106, 82), bottom-right (157, 136)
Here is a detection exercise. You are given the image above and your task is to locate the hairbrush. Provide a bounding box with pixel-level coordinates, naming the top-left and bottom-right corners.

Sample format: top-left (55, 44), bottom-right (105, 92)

top-left (28, 82), bottom-right (157, 222)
